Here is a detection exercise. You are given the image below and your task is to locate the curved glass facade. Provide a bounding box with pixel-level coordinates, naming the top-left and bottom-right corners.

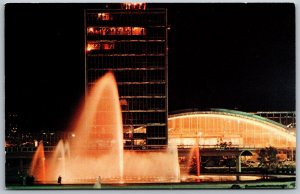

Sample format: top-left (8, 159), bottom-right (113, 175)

top-left (168, 110), bottom-right (296, 149)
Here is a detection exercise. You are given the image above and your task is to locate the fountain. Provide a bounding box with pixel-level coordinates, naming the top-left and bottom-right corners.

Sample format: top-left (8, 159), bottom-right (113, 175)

top-left (29, 141), bottom-right (46, 183)
top-left (46, 140), bottom-right (70, 182)
top-left (30, 72), bottom-right (180, 184)
top-left (187, 145), bottom-right (200, 176)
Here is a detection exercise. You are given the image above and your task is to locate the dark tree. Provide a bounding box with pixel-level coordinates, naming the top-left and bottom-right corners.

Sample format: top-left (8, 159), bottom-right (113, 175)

top-left (258, 146), bottom-right (279, 178)
top-left (224, 158), bottom-right (236, 172)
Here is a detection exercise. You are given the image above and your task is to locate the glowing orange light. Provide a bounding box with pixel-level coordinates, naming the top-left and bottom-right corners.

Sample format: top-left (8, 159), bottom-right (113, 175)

top-left (168, 113), bottom-right (296, 148)
top-left (87, 46), bottom-right (92, 52)
top-left (86, 43), bottom-right (100, 52)
top-left (30, 72), bottom-right (180, 183)
top-left (88, 27), bottom-right (94, 33)
top-left (122, 2), bottom-right (146, 10)
top-left (30, 141), bottom-right (46, 183)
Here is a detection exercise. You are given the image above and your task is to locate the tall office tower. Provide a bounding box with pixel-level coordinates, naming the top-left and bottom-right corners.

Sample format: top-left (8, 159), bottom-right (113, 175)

top-left (85, 3), bottom-right (168, 149)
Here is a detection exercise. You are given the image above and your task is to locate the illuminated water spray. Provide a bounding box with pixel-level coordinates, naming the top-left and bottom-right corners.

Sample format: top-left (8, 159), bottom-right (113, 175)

top-left (30, 72), bottom-right (180, 183)
top-left (29, 141), bottom-right (46, 183)
top-left (187, 145), bottom-right (200, 176)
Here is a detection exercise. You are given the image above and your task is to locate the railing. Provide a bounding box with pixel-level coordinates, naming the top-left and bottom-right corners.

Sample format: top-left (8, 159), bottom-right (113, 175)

top-left (176, 144), bottom-right (259, 150)
top-left (6, 144), bottom-right (293, 153)
top-left (5, 145), bottom-right (168, 153)
top-left (5, 146), bottom-right (56, 153)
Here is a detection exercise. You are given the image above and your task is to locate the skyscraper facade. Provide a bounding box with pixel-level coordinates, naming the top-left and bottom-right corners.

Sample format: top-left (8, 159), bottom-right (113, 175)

top-left (85, 3), bottom-right (168, 149)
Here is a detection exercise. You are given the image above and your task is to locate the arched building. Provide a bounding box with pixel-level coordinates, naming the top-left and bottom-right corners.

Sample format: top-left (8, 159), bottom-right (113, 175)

top-left (168, 109), bottom-right (296, 149)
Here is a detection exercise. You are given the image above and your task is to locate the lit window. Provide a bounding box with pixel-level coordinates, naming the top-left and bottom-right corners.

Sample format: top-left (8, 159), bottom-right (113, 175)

top-left (132, 27), bottom-right (146, 35)
top-left (87, 27), bottom-right (94, 34)
top-left (97, 13), bottom-right (112, 20)
top-left (116, 27), bottom-right (130, 35)
top-left (86, 43), bottom-right (100, 52)
top-left (87, 42), bottom-right (115, 51)
top-left (122, 3), bottom-right (146, 10)
top-left (87, 27), bottom-right (146, 36)
top-left (110, 27), bottom-right (116, 35)
top-left (124, 27), bottom-right (132, 35)
top-left (102, 43), bottom-right (115, 50)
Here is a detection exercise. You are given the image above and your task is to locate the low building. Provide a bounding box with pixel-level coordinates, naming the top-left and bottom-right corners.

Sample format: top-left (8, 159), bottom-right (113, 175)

top-left (168, 109), bottom-right (296, 149)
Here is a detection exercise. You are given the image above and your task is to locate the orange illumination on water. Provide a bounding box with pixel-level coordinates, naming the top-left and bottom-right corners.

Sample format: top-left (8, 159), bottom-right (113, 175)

top-left (187, 145), bottom-right (200, 176)
top-left (29, 141), bottom-right (46, 183)
top-left (30, 72), bottom-right (180, 184)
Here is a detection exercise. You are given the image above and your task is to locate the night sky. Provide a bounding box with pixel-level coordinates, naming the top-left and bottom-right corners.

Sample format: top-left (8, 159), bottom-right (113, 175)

top-left (5, 3), bottom-right (295, 132)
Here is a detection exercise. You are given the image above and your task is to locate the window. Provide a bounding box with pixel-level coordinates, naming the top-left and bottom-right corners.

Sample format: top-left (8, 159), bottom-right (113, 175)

top-left (87, 27), bottom-right (146, 36)
top-left (87, 43), bottom-right (100, 52)
top-left (122, 3), bottom-right (146, 10)
top-left (102, 43), bottom-right (115, 50)
top-left (97, 13), bottom-right (112, 21)
top-left (132, 27), bottom-right (146, 35)
top-left (87, 42), bottom-right (115, 52)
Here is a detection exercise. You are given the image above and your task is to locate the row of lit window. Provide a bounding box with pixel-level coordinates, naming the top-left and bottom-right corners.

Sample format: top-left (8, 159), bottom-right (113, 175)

top-left (87, 42), bottom-right (115, 51)
top-left (169, 137), bottom-right (241, 147)
top-left (86, 42), bottom-right (164, 54)
top-left (168, 117), bottom-right (295, 147)
top-left (87, 27), bottom-right (146, 36)
top-left (86, 13), bottom-right (166, 26)
top-left (121, 3), bottom-right (146, 10)
top-left (123, 140), bottom-right (146, 147)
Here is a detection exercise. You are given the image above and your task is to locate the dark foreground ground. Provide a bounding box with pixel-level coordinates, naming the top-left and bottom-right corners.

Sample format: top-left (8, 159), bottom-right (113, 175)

top-left (6, 178), bottom-right (296, 190)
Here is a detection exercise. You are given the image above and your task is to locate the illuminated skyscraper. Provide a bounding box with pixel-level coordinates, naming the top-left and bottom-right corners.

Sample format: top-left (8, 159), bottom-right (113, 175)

top-left (85, 3), bottom-right (168, 149)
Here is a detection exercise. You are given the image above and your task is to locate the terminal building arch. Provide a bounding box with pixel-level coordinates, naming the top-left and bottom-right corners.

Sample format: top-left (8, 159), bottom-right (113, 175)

top-left (168, 109), bottom-right (296, 149)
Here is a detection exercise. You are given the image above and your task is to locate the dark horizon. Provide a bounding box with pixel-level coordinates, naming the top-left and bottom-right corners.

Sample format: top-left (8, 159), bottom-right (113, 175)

top-left (5, 3), bottom-right (295, 132)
